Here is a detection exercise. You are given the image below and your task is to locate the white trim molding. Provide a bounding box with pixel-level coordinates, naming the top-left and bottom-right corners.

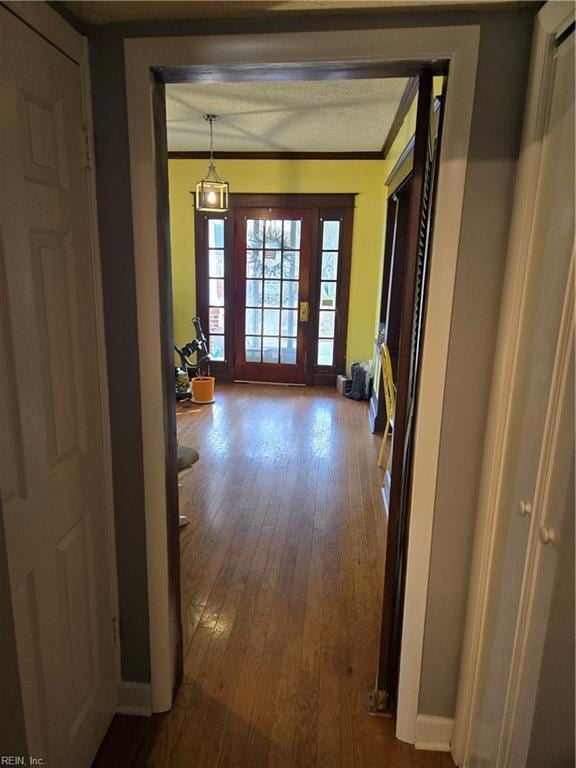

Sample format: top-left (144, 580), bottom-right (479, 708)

top-left (2, 0), bottom-right (84, 62)
top-left (124, 23), bottom-right (480, 723)
top-left (117, 682), bottom-right (152, 717)
top-left (415, 715), bottom-right (454, 752)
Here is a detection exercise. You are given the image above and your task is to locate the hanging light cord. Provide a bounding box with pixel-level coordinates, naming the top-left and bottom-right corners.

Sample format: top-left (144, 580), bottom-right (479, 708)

top-left (201, 113), bottom-right (226, 184)
top-left (203, 113), bottom-right (218, 166)
top-left (208, 115), bottom-right (214, 161)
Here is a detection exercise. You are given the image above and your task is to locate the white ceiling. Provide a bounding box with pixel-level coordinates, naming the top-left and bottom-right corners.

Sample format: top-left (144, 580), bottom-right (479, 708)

top-left (166, 78), bottom-right (410, 153)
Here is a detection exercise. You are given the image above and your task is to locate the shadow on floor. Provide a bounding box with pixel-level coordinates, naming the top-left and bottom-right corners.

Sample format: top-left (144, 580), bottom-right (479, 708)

top-left (92, 681), bottom-right (271, 768)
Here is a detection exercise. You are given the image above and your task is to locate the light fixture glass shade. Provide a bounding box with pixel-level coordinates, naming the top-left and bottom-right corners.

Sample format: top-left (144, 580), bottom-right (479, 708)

top-left (195, 166), bottom-right (229, 212)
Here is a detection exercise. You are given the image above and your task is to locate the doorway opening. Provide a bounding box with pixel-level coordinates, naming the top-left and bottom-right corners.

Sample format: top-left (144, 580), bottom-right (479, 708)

top-left (121, 19), bottom-right (483, 750)
top-left (157, 62), bottom-right (447, 742)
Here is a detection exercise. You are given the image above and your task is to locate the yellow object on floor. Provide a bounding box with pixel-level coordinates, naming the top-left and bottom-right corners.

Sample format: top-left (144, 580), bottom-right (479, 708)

top-left (377, 344), bottom-right (396, 469)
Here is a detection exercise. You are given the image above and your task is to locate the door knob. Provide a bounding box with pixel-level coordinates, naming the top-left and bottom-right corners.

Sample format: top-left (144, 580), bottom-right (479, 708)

top-left (538, 526), bottom-right (557, 545)
top-left (299, 301), bottom-right (309, 322)
top-left (519, 500), bottom-right (532, 517)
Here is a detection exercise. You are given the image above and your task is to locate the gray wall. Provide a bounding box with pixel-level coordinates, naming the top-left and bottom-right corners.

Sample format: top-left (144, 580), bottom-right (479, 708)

top-left (527, 462), bottom-right (575, 768)
top-left (84, 6), bottom-right (534, 695)
top-left (419, 12), bottom-right (534, 716)
top-left (0, 498), bottom-right (28, 756)
top-left (89, 32), bottom-right (151, 684)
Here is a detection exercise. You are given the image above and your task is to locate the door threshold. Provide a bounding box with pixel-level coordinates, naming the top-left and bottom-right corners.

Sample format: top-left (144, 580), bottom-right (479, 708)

top-left (234, 380), bottom-right (305, 387)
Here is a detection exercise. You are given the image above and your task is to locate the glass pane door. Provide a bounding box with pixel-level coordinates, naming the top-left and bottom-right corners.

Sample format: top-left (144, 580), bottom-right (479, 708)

top-left (235, 209), bottom-right (311, 384)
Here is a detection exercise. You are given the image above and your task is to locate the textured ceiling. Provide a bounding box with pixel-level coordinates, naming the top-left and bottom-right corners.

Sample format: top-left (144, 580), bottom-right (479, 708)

top-left (166, 78), bottom-right (410, 153)
top-left (61, 0), bottom-right (525, 25)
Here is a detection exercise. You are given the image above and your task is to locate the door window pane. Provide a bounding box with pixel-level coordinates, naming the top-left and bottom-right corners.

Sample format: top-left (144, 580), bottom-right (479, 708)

top-left (265, 220), bottom-right (283, 248)
top-left (263, 309), bottom-right (280, 336)
top-left (246, 280), bottom-right (262, 307)
top-left (263, 337), bottom-right (279, 363)
top-left (209, 278), bottom-right (224, 306)
top-left (320, 281), bottom-right (337, 308)
top-left (264, 280), bottom-right (281, 307)
top-left (322, 220), bottom-right (340, 250)
top-left (318, 311), bottom-right (335, 338)
top-left (280, 337), bottom-right (297, 365)
top-left (247, 219), bottom-right (264, 247)
top-left (264, 250), bottom-right (282, 278)
top-left (209, 249), bottom-right (224, 277)
top-left (317, 339), bottom-right (334, 367)
top-left (281, 309), bottom-right (298, 337)
top-left (208, 219), bottom-right (224, 248)
top-left (283, 220), bottom-right (302, 249)
top-left (282, 281), bottom-right (299, 308)
top-left (245, 336), bottom-right (261, 362)
top-left (246, 308), bottom-right (262, 335)
top-left (209, 335), bottom-right (225, 361)
top-left (209, 306), bottom-right (225, 335)
top-left (246, 249), bottom-right (263, 278)
top-left (321, 251), bottom-right (338, 280)
top-left (282, 251), bottom-right (300, 279)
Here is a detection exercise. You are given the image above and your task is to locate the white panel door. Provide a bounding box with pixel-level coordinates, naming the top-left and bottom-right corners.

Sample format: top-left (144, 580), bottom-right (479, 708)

top-left (466, 17), bottom-right (574, 768)
top-left (0, 7), bottom-right (117, 767)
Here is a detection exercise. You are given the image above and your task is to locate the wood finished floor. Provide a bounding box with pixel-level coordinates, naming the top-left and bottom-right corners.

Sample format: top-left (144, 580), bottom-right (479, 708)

top-left (99, 384), bottom-right (453, 768)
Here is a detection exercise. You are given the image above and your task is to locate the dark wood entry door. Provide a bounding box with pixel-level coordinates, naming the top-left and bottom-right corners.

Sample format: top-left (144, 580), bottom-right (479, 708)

top-left (233, 207), bottom-right (313, 384)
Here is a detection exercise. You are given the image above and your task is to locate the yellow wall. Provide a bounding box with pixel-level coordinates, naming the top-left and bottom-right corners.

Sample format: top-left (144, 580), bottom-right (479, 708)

top-left (169, 159), bottom-right (389, 369)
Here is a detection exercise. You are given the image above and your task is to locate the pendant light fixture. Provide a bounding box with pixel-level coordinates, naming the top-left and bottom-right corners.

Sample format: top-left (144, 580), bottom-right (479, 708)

top-left (194, 113), bottom-right (229, 212)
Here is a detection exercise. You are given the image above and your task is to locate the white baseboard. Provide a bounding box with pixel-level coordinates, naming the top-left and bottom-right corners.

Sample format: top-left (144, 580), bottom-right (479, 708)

top-left (415, 714), bottom-right (454, 752)
top-left (117, 681), bottom-right (152, 716)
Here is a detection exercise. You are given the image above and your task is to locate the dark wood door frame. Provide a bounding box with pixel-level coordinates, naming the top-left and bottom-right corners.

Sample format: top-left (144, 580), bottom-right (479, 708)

top-left (385, 174), bottom-right (413, 379)
top-left (374, 72), bottom-right (432, 713)
top-left (369, 173), bottom-right (413, 433)
top-left (374, 71), bottom-right (445, 715)
top-left (194, 193), bottom-right (355, 387)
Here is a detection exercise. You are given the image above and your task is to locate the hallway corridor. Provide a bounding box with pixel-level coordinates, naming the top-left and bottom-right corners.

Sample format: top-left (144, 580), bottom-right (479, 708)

top-left (133, 384), bottom-right (453, 767)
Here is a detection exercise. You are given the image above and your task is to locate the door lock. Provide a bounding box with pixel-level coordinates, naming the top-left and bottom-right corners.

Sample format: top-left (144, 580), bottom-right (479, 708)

top-left (299, 301), bottom-right (310, 322)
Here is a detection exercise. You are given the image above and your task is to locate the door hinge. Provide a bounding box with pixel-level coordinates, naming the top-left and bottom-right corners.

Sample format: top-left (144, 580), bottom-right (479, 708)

top-left (82, 128), bottom-right (95, 169)
top-left (368, 689), bottom-right (391, 715)
top-left (111, 616), bottom-right (119, 648)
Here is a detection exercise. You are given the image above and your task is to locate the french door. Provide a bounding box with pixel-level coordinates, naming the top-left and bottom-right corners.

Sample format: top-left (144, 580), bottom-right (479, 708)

top-left (195, 194), bottom-right (354, 385)
top-left (234, 208), bottom-right (313, 383)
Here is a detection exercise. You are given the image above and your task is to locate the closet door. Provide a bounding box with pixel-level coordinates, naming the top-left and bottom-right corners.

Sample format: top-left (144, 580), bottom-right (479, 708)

top-left (463, 9), bottom-right (574, 766)
top-left (0, 8), bottom-right (118, 765)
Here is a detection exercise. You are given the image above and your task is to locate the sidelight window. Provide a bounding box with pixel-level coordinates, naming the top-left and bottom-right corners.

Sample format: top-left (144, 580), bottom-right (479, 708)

top-left (206, 217), bottom-right (226, 360)
top-left (316, 219), bottom-right (341, 367)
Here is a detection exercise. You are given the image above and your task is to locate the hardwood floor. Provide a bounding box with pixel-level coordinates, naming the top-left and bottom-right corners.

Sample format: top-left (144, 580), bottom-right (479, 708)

top-left (94, 383), bottom-right (453, 768)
